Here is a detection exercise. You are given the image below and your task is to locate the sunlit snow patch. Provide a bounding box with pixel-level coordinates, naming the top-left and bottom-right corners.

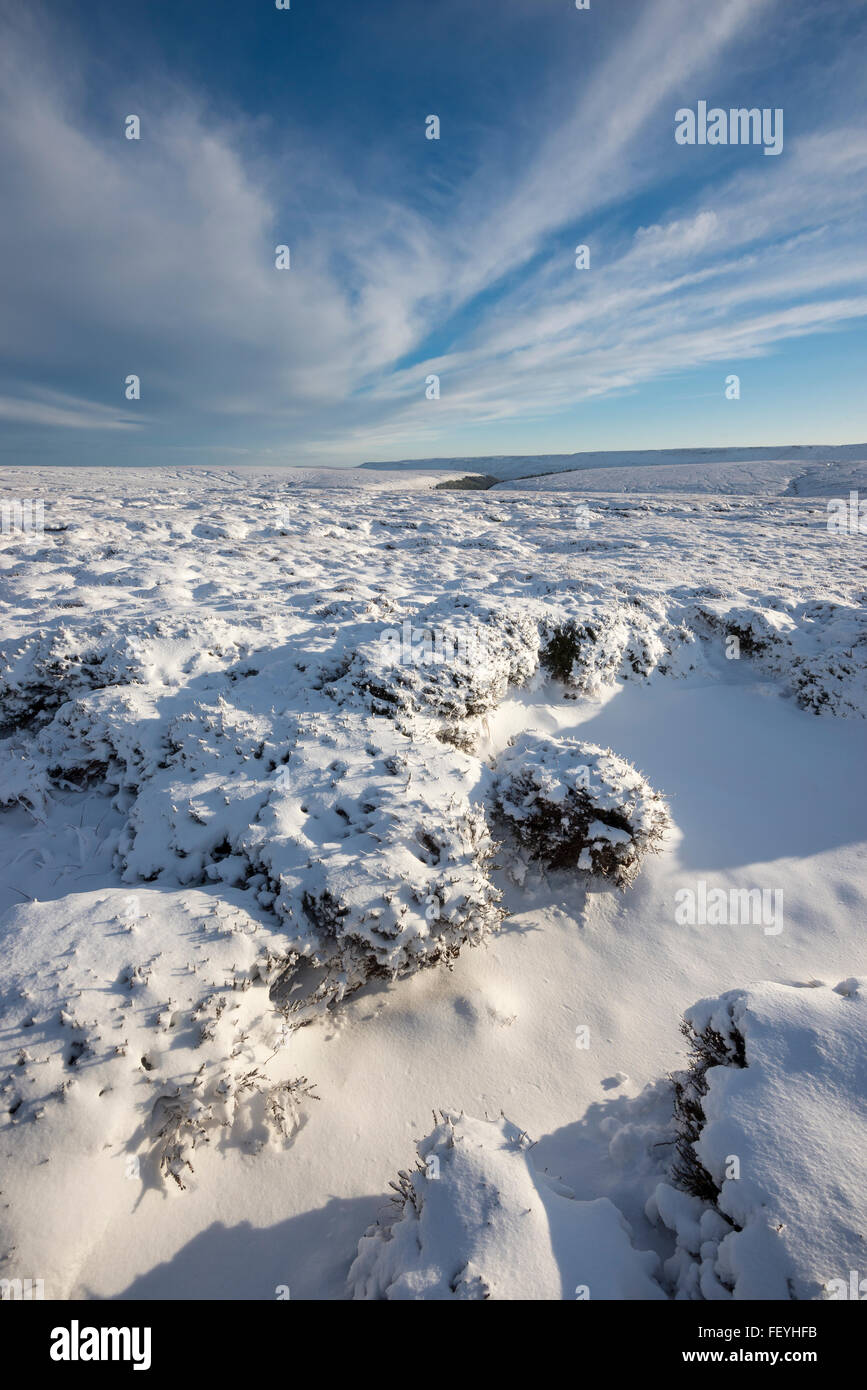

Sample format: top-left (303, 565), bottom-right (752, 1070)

top-left (349, 1112), bottom-right (664, 1300)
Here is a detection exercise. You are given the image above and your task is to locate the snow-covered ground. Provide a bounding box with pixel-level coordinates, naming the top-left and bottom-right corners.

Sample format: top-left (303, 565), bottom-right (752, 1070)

top-left (1, 464), bottom-right (865, 1301)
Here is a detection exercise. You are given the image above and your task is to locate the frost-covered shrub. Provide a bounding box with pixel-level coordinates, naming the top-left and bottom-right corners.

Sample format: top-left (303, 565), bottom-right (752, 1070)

top-left (687, 602), bottom-right (789, 661)
top-left (257, 715), bottom-right (504, 1019)
top-left (348, 1112), bottom-right (664, 1300)
top-left (31, 661), bottom-right (304, 883)
top-left (540, 619), bottom-right (592, 683)
top-left (25, 666), bottom-right (505, 1019)
top-left (153, 1070), bottom-right (319, 1189)
top-left (0, 628), bottom-right (145, 735)
top-left (670, 1016), bottom-right (745, 1203)
top-left (0, 748), bottom-right (52, 817)
top-left (536, 595), bottom-right (867, 719)
top-left (685, 598), bottom-right (867, 719)
top-left (114, 696), bottom-right (286, 885)
top-left (539, 599), bottom-right (697, 694)
top-left (7, 620), bottom-right (268, 797)
top-left (329, 605), bottom-right (540, 723)
top-left (786, 601), bottom-right (867, 718)
top-left (492, 732), bottom-right (669, 887)
top-left (648, 979), bottom-right (867, 1300)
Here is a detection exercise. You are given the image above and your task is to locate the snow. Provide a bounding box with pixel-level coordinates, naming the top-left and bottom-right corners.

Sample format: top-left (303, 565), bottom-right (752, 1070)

top-left (495, 458), bottom-right (867, 497)
top-left (0, 882), bottom-right (314, 1295)
top-left (647, 979), bottom-right (867, 1301)
top-left (349, 1112), bottom-right (664, 1300)
top-left (1, 462), bottom-right (866, 1300)
top-left (361, 444), bottom-right (867, 490)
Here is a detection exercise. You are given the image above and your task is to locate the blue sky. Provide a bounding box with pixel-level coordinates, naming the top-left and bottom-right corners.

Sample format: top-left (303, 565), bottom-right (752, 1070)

top-left (1, 0), bottom-right (866, 467)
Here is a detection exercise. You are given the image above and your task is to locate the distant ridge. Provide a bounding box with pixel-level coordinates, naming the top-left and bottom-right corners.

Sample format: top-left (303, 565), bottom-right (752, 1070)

top-left (359, 443), bottom-right (867, 484)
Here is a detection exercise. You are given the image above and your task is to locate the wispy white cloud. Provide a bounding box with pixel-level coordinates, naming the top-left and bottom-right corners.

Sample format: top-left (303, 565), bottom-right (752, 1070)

top-left (0, 389), bottom-right (144, 430)
top-left (0, 0), bottom-right (864, 463)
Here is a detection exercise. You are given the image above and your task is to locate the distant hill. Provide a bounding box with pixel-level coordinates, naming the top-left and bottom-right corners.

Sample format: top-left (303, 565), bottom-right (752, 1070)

top-left (359, 444), bottom-right (867, 485)
top-left (494, 457), bottom-right (867, 498)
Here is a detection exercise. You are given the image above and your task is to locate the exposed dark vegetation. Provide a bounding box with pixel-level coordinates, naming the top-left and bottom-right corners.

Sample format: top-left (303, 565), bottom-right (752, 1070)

top-left (671, 1016), bottom-right (746, 1204)
top-left (493, 734), bottom-right (670, 888)
top-left (540, 619), bottom-right (594, 683)
top-left (434, 475), bottom-right (499, 490)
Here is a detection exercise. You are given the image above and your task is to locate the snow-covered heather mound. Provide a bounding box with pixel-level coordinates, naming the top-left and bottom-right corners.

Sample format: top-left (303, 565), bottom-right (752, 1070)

top-left (361, 443), bottom-right (867, 487)
top-left (0, 885), bottom-right (316, 1299)
top-left (685, 599), bottom-right (867, 720)
top-left (493, 733), bottom-right (669, 887)
top-left (534, 591), bottom-right (867, 722)
top-left (648, 979), bottom-right (867, 1301)
top-left (348, 1112), bottom-right (664, 1300)
top-left (539, 600), bottom-right (703, 694)
top-left (0, 626), bottom-right (147, 736)
top-left (26, 678), bottom-right (503, 1016)
top-left (328, 604), bottom-right (540, 725)
top-left (247, 714), bottom-right (503, 1018)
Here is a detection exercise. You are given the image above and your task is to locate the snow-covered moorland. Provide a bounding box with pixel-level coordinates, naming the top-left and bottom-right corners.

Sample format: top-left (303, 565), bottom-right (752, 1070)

top-left (1, 462), bottom-right (866, 1301)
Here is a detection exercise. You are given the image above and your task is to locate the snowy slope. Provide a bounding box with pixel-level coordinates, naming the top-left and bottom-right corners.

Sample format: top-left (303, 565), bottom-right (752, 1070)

top-left (348, 978), bottom-right (867, 1300)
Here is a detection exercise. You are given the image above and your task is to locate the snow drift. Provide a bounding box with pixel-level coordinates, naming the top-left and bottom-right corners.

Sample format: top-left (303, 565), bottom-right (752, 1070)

top-left (648, 978), bottom-right (867, 1300)
top-left (348, 1112), bottom-right (664, 1300)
